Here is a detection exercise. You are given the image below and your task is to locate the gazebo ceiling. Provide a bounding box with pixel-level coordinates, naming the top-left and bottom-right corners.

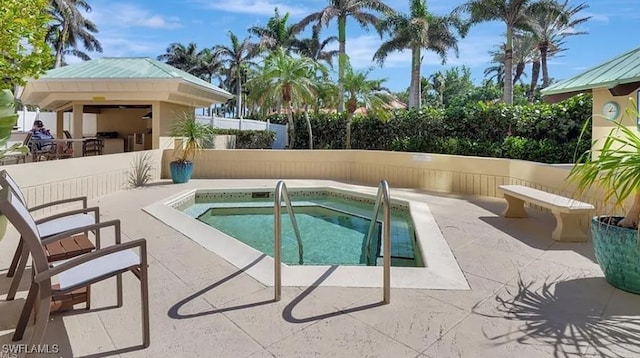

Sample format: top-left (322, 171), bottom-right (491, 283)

top-left (20, 58), bottom-right (234, 110)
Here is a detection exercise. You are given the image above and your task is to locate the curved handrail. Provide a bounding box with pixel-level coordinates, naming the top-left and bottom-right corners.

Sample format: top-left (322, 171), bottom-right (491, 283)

top-left (274, 180), bottom-right (304, 301)
top-left (364, 180), bottom-right (392, 304)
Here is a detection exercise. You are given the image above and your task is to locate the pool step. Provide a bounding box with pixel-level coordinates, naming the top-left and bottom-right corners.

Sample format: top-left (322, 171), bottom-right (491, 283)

top-left (375, 257), bottom-right (415, 267)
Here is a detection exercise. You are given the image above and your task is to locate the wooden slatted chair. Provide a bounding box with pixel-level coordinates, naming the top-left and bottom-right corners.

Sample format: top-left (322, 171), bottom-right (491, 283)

top-left (0, 187), bottom-right (149, 349)
top-left (0, 170), bottom-right (99, 302)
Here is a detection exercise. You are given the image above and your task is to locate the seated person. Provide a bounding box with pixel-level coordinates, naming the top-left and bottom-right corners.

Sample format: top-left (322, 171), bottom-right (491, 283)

top-left (30, 120), bottom-right (54, 152)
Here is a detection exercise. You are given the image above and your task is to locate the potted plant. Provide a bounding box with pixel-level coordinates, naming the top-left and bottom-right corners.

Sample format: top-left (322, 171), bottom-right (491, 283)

top-left (568, 97), bottom-right (640, 294)
top-left (169, 111), bottom-right (213, 184)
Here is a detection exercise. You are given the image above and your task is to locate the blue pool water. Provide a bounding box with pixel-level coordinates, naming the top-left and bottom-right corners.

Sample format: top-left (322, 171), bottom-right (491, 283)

top-left (183, 193), bottom-right (418, 267)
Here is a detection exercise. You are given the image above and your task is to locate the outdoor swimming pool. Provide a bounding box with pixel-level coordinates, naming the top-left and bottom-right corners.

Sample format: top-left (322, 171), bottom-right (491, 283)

top-left (182, 190), bottom-right (420, 267)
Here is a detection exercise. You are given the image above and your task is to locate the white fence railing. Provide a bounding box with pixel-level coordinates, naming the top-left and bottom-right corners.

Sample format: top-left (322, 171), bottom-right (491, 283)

top-left (196, 116), bottom-right (287, 149)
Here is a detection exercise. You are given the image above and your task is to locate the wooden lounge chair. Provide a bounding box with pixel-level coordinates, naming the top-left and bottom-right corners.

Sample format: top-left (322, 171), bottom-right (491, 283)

top-left (0, 187), bottom-right (149, 350)
top-left (0, 170), bottom-right (99, 301)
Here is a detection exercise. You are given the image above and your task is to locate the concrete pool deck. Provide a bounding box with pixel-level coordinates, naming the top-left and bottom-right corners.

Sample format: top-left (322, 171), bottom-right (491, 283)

top-left (1, 179), bottom-right (639, 357)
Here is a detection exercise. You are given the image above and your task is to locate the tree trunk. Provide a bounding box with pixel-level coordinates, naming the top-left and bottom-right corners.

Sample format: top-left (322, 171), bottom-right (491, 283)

top-left (237, 67), bottom-right (243, 119)
top-left (409, 46), bottom-right (421, 109)
top-left (619, 192), bottom-right (640, 228)
top-left (513, 60), bottom-right (525, 84)
top-left (540, 42), bottom-right (550, 88)
top-left (304, 105), bottom-right (313, 150)
top-left (528, 59), bottom-right (540, 103)
top-left (503, 26), bottom-right (514, 104)
top-left (337, 16), bottom-right (347, 113)
top-left (286, 103), bottom-right (295, 149)
top-left (54, 26), bottom-right (67, 68)
top-left (345, 113), bottom-right (352, 149)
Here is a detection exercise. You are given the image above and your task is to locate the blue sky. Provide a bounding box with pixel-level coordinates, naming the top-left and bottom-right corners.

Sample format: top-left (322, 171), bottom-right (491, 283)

top-left (81, 0), bottom-right (640, 92)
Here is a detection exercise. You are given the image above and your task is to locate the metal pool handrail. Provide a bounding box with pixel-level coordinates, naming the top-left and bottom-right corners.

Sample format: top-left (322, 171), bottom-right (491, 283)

top-left (364, 180), bottom-right (392, 304)
top-left (274, 180), bottom-right (304, 302)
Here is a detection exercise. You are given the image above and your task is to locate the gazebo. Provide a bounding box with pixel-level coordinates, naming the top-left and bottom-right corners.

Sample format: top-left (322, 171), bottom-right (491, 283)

top-left (20, 57), bottom-right (233, 155)
top-left (542, 46), bottom-right (640, 152)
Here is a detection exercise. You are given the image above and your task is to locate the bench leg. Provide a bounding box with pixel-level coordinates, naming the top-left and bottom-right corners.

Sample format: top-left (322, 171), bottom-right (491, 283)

top-left (552, 212), bottom-right (588, 242)
top-left (502, 194), bottom-right (528, 218)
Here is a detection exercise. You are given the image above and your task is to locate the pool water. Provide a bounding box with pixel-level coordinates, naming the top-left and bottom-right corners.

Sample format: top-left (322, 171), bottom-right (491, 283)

top-left (184, 194), bottom-right (418, 267)
top-left (198, 206), bottom-right (379, 265)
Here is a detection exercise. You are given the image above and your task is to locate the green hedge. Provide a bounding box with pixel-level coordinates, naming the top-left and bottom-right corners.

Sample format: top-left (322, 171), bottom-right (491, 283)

top-left (212, 129), bottom-right (275, 149)
top-left (266, 94), bottom-right (592, 164)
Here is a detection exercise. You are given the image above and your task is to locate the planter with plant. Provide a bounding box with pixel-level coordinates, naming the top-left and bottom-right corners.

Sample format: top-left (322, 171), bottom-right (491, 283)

top-left (568, 97), bottom-right (640, 294)
top-left (169, 112), bottom-right (213, 184)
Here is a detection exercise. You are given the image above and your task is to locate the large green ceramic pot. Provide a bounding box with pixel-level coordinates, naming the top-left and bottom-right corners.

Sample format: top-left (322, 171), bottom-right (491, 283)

top-left (591, 216), bottom-right (640, 294)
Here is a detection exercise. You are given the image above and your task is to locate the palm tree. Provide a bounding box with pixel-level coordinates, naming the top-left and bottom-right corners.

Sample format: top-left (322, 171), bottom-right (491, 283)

top-left (293, 0), bottom-right (395, 112)
top-left (47, 0), bottom-right (102, 68)
top-left (342, 62), bottom-right (393, 149)
top-left (192, 48), bottom-right (224, 83)
top-left (292, 29), bottom-right (340, 68)
top-left (454, 0), bottom-right (557, 104)
top-left (248, 7), bottom-right (300, 53)
top-left (249, 49), bottom-right (323, 148)
top-left (374, 0), bottom-right (461, 108)
top-left (527, 0), bottom-right (590, 88)
top-left (157, 42), bottom-right (200, 73)
top-left (213, 32), bottom-right (260, 119)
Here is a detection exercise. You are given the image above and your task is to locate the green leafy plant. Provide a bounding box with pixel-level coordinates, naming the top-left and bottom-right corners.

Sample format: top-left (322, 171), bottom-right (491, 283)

top-left (0, 90), bottom-right (29, 160)
top-left (127, 152), bottom-right (154, 188)
top-left (170, 112), bottom-right (213, 163)
top-left (568, 97), bottom-right (640, 228)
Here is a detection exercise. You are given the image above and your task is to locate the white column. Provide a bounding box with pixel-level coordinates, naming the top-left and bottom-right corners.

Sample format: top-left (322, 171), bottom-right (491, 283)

top-left (71, 104), bottom-right (83, 157)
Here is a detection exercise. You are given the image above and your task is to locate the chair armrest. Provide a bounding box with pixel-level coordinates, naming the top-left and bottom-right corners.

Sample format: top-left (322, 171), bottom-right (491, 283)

top-left (29, 196), bottom-right (88, 212)
top-left (40, 219), bottom-right (119, 246)
top-left (35, 206), bottom-right (99, 225)
top-left (34, 239), bottom-right (146, 283)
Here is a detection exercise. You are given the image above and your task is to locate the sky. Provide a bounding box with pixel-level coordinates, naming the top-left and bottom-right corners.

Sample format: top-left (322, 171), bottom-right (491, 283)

top-left (79, 0), bottom-right (640, 92)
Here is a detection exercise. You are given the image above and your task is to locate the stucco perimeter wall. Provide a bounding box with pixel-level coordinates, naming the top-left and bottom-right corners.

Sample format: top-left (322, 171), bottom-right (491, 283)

top-left (160, 149), bottom-right (615, 213)
top-left (2, 150), bottom-right (163, 216)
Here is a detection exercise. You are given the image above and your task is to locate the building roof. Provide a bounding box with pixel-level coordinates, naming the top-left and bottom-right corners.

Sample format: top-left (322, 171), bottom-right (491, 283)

top-left (20, 57), bottom-right (233, 109)
top-left (542, 46), bottom-right (640, 102)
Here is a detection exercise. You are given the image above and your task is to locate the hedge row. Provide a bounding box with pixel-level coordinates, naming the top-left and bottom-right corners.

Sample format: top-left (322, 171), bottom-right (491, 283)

top-left (267, 94), bottom-right (592, 164)
top-left (212, 129), bottom-right (275, 149)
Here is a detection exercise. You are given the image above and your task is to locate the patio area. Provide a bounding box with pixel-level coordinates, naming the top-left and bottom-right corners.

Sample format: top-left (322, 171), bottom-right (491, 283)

top-left (1, 178), bottom-right (638, 358)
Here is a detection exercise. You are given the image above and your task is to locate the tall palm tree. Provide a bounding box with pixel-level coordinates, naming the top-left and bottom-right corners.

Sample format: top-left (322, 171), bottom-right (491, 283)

top-left (374, 0), bottom-right (461, 108)
top-left (293, 0), bottom-right (395, 112)
top-left (213, 32), bottom-right (260, 119)
top-left (192, 48), bottom-right (224, 83)
top-left (47, 0), bottom-right (102, 68)
top-left (527, 0), bottom-right (590, 88)
top-left (454, 0), bottom-right (557, 104)
top-left (292, 29), bottom-right (340, 68)
top-left (342, 62), bottom-right (393, 149)
top-left (248, 7), bottom-right (300, 53)
top-left (157, 42), bottom-right (200, 73)
top-left (249, 49), bottom-right (323, 148)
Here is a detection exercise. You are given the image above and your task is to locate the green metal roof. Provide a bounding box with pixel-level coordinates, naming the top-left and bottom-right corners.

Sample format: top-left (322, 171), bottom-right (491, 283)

top-left (42, 57), bottom-right (231, 96)
top-left (542, 46), bottom-right (640, 95)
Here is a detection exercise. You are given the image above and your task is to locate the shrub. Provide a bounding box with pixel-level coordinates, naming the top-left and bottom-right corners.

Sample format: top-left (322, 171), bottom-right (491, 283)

top-left (212, 129), bottom-right (275, 149)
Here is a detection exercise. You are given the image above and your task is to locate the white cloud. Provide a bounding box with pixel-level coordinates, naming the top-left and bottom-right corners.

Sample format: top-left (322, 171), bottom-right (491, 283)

top-left (202, 0), bottom-right (307, 17)
top-left (329, 33), bottom-right (503, 72)
top-left (87, 3), bottom-right (181, 30)
top-left (582, 11), bottom-right (609, 23)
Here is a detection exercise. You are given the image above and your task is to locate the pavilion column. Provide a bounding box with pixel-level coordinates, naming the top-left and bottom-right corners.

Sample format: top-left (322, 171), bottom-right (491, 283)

top-left (71, 104), bottom-right (83, 157)
top-left (55, 111), bottom-right (64, 139)
top-left (152, 104), bottom-right (160, 149)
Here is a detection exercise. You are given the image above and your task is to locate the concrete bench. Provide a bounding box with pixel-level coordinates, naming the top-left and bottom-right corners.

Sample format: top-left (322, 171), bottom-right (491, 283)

top-left (497, 185), bottom-right (595, 242)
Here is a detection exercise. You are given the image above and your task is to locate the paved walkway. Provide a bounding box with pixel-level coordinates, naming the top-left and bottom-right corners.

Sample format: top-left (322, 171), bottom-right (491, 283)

top-left (1, 180), bottom-right (638, 357)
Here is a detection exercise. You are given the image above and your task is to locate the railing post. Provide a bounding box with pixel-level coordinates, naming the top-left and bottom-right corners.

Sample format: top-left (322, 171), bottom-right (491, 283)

top-left (381, 181), bottom-right (391, 304)
top-left (274, 182), bottom-right (282, 302)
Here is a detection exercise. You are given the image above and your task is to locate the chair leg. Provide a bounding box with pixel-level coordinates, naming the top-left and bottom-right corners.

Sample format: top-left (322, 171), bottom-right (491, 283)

top-left (6, 238), bottom-right (23, 277)
top-left (140, 264), bottom-right (150, 348)
top-left (85, 285), bottom-right (91, 310)
top-left (6, 243), bottom-right (29, 300)
top-left (12, 282), bottom-right (38, 341)
top-left (27, 282), bottom-right (52, 350)
top-left (116, 274), bottom-right (123, 307)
